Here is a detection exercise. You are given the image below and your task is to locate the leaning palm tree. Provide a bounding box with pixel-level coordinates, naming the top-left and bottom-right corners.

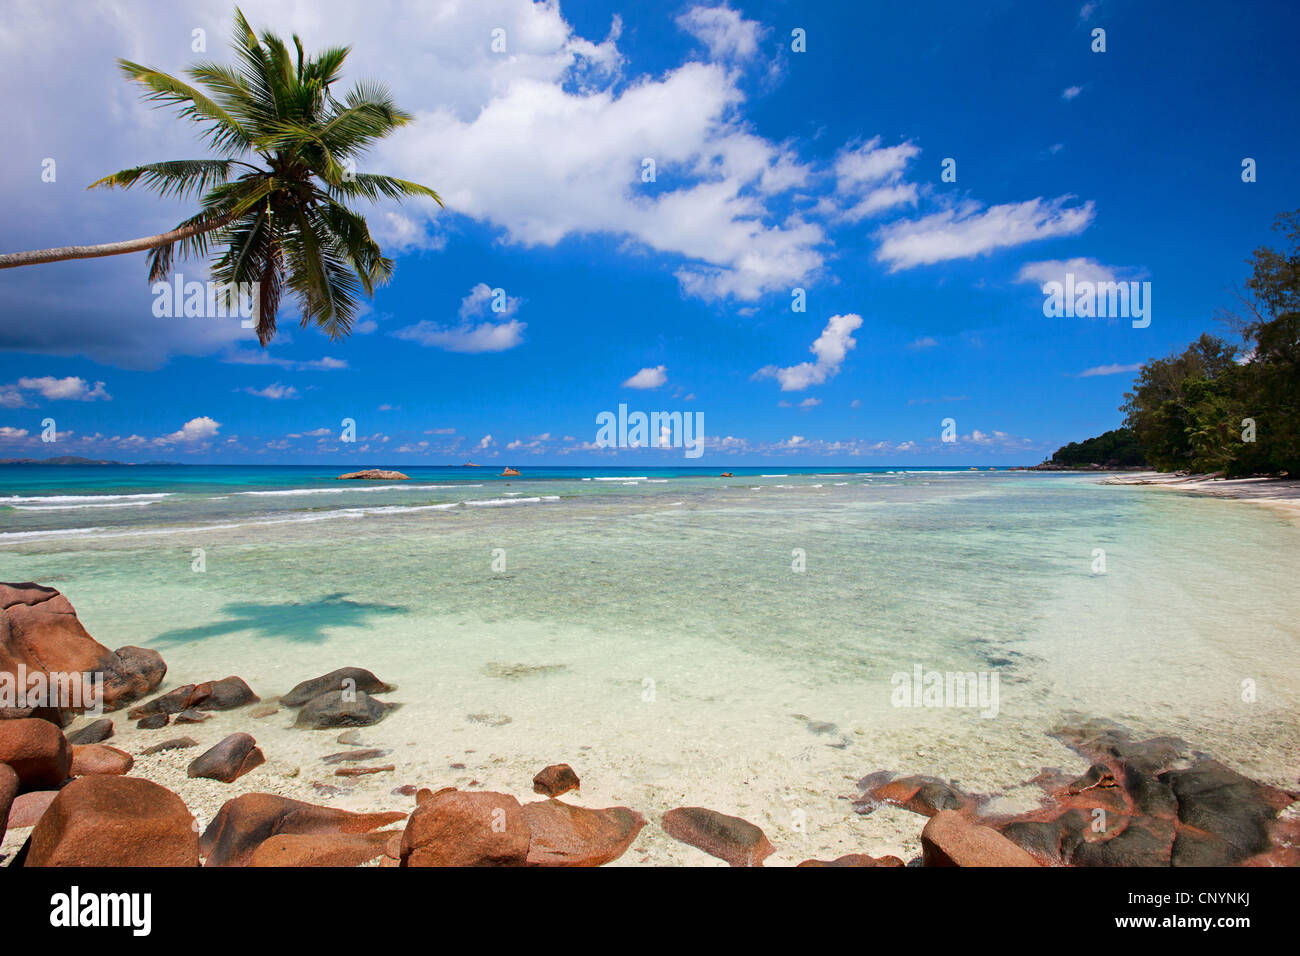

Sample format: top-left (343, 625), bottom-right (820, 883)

top-left (0, 8), bottom-right (440, 344)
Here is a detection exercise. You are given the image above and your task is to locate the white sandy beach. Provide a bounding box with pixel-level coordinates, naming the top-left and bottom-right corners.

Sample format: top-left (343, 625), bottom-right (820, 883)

top-left (1101, 472), bottom-right (1300, 523)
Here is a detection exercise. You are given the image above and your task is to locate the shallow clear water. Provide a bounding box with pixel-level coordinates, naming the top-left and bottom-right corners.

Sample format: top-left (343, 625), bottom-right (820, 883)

top-left (2, 466), bottom-right (1297, 863)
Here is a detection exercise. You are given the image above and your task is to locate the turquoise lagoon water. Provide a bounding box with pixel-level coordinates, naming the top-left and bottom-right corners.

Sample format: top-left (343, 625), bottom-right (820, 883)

top-left (2, 465), bottom-right (1297, 861)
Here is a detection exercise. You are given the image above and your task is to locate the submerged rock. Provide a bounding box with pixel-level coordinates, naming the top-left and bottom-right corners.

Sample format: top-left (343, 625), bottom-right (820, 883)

top-left (661, 806), bottom-right (776, 867)
top-left (136, 714), bottom-right (170, 730)
top-left (322, 748), bottom-right (390, 765)
top-left (532, 763), bottom-right (580, 798)
top-left (281, 667), bottom-right (395, 708)
top-left (187, 733), bottom-right (265, 783)
top-left (294, 690), bottom-right (390, 729)
top-left (853, 773), bottom-right (972, 817)
top-left (141, 736), bottom-right (199, 756)
top-left (25, 775), bottom-right (198, 867)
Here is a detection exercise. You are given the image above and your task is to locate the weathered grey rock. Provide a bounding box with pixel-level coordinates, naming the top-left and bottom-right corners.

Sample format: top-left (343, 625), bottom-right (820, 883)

top-left (281, 668), bottom-right (395, 708)
top-left (294, 691), bottom-right (389, 729)
top-left (66, 718), bottom-right (113, 746)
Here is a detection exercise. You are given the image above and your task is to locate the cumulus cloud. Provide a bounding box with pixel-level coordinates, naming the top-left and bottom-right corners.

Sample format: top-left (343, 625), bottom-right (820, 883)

top-left (622, 365), bottom-right (668, 389)
top-left (458, 282), bottom-right (521, 320)
top-left (14, 376), bottom-right (111, 401)
top-left (393, 282), bottom-right (527, 353)
top-left (159, 416), bottom-right (220, 444)
top-left (676, 4), bottom-right (765, 62)
top-left (755, 313), bottom-right (863, 391)
top-left (1016, 257), bottom-right (1123, 287)
top-left (394, 319), bottom-right (525, 353)
top-left (875, 197), bottom-right (1094, 271)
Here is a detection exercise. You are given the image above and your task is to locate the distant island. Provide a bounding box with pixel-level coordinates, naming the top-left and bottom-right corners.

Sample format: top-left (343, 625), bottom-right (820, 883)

top-left (1035, 428), bottom-right (1147, 470)
top-left (0, 456), bottom-right (181, 466)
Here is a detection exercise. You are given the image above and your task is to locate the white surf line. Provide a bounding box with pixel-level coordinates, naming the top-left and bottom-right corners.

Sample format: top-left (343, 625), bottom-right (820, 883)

top-left (11, 500), bottom-right (160, 511)
top-left (0, 495), bottom-right (564, 544)
top-left (0, 492), bottom-right (170, 503)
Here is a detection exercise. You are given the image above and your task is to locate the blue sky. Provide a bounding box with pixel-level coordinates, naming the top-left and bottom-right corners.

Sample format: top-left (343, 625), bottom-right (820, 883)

top-left (1, 0), bottom-right (1296, 465)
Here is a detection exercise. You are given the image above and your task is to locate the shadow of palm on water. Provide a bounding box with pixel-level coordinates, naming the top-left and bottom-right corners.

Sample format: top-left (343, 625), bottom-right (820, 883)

top-left (151, 592), bottom-right (410, 646)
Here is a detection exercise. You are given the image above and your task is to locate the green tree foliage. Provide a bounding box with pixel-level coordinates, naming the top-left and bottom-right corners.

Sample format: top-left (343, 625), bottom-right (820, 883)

top-left (1049, 428), bottom-right (1146, 467)
top-left (1119, 209), bottom-right (1300, 476)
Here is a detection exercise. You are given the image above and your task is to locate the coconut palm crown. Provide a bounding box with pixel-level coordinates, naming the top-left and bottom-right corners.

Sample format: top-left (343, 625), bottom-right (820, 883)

top-left (88, 8), bottom-right (441, 344)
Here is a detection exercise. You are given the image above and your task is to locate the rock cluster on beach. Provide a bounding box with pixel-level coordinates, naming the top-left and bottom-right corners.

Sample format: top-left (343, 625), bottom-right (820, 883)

top-left (3, 582), bottom-right (1298, 868)
top-left (1, 582), bottom-right (166, 721)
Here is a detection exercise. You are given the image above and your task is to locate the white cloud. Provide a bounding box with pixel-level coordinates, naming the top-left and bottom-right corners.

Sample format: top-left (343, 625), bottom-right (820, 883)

top-left (393, 282), bottom-right (527, 352)
top-left (0, 426), bottom-right (30, 440)
top-left (1062, 85), bottom-right (1084, 101)
top-left (1078, 362), bottom-right (1142, 377)
top-left (908, 336), bottom-right (938, 350)
top-left (159, 416), bottom-right (220, 444)
top-left (622, 365), bottom-right (668, 389)
top-left (14, 376), bottom-right (111, 401)
top-left (676, 4), bottom-right (765, 62)
top-left (394, 319), bottom-right (525, 353)
top-left (1016, 257), bottom-right (1122, 287)
top-left (755, 313), bottom-right (863, 391)
top-left (875, 197), bottom-right (1094, 271)
top-left (243, 383), bottom-right (299, 400)
top-left (459, 282), bottom-right (521, 320)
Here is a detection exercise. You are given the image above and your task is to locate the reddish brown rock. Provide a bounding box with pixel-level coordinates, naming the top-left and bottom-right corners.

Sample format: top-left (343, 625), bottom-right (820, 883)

top-left (0, 717), bottom-right (70, 792)
top-left (0, 762), bottom-right (16, 838)
top-left (401, 789), bottom-right (529, 867)
top-left (661, 806), bottom-right (776, 867)
top-left (532, 763), bottom-right (581, 798)
top-left (25, 775), bottom-right (198, 867)
top-left (247, 831), bottom-right (394, 867)
top-left (521, 799), bottom-right (645, 866)
top-left (921, 810), bottom-right (1041, 867)
top-left (797, 853), bottom-right (906, 867)
top-left (0, 583), bottom-right (165, 714)
top-left (7, 788), bottom-right (58, 829)
top-left (854, 773), bottom-right (972, 817)
top-left (187, 733), bottom-right (265, 783)
top-left (335, 764), bottom-right (394, 777)
top-left (71, 744), bottom-right (133, 776)
top-left (200, 793), bottom-right (406, 867)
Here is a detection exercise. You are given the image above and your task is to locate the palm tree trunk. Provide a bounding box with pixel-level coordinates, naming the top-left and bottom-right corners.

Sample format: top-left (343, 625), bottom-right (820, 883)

top-left (0, 214), bottom-right (234, 270)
